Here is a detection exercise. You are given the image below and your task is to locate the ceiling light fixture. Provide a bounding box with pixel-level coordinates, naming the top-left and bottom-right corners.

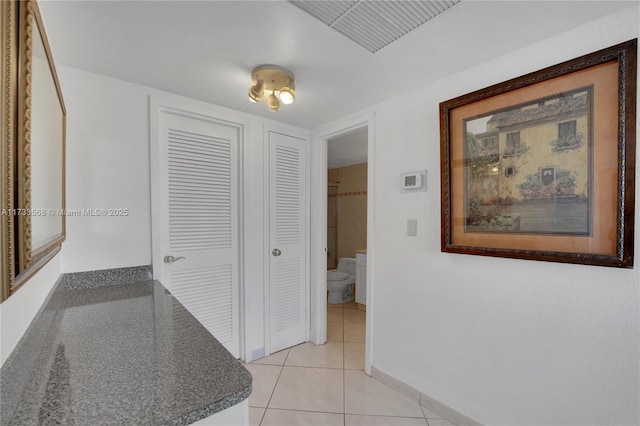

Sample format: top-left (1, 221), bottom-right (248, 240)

top-left (248, 65), bottom-right (295, 111)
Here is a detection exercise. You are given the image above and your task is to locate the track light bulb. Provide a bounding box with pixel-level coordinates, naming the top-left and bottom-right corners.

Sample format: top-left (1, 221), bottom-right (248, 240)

top-left (267, 93), bottom-right (281, 112)
top-left (248, 80), bottom-right (264, 103)
top-left (279, 86), bottom-right (295, 105)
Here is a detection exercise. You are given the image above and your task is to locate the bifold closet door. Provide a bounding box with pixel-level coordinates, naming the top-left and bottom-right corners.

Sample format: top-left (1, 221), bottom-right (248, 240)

top-left (153, 110), bottom-right (240, 358)
top-left (268, 131), bottom-right (307, 354)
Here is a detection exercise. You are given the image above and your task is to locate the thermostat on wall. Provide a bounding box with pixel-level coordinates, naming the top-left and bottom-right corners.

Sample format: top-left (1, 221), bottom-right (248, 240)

top-left (401, 171), bottom-right (426, 191)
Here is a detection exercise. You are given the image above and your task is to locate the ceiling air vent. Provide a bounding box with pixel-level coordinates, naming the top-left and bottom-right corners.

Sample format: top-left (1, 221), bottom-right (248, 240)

top-left (289, 0), bottom-right (463, 53)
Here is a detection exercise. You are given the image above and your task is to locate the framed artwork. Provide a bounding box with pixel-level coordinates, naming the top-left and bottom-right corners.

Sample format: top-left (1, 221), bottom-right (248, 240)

top-left (1, 0), bottom-right (66, 301)
top-left (440, 39), bottom-right (636, 268)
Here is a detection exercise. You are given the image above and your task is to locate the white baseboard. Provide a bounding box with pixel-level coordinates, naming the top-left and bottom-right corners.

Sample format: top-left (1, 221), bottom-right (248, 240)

top-left (370, 365), bottom-right (483, 426)
top-left (370, 365), bottom-right (421, 402)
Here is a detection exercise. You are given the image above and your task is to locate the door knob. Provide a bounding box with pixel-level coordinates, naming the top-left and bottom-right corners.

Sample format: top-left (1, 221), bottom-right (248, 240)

top-left (272, 248), bottom-right (281, 257)
top-left (164, 255), bottom-right (185, 264)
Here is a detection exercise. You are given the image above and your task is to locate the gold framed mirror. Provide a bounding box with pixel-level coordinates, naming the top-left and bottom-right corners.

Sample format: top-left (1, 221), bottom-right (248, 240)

top-left (1, 0), bottom-right (66, 301)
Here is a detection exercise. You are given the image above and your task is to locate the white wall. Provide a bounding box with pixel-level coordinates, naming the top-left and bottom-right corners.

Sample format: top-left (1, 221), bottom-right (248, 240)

top-left (360, 6), bottom-right (639, 425)
top-left (0, 253), bottom-right (61, 365)
top-left (57, 66), bottom-right (308, 361)
top-left (60, 67), bottom-right (153, 272)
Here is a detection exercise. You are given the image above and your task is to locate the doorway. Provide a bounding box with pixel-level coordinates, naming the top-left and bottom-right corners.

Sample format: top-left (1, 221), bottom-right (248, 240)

top-left (326, 127), bottom-right (368, 288)
top-left (310, 113), bottom-right (374, 374)
top-left (326, 127), bottom-right (368, 367)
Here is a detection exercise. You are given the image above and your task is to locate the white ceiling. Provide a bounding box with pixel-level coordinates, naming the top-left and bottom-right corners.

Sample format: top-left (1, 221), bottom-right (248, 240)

top-left (39, 1), bottom-right (634, 130)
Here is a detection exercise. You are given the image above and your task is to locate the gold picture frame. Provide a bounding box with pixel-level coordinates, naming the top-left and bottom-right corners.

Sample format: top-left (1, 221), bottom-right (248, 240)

top-left (1, 0), bottom-right (17, 301)
top-left (1, 0), bottom-right (66, 301)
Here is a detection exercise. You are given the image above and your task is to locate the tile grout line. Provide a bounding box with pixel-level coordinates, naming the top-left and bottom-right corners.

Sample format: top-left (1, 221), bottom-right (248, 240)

top-left (258, 406), bottom-right (266, 426)
top-left (261, 348), bottom-right (290, 423)
top-left (257, 407), bottom-right (345, 415)
top-left (280, 364), bottom-right (345, 370)
top-left (345, 413), bottom-right (432, 419)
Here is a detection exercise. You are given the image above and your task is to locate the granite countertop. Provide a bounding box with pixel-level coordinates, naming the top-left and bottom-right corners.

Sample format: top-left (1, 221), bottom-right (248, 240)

top-left (0, 278), bottom-right (252, 426)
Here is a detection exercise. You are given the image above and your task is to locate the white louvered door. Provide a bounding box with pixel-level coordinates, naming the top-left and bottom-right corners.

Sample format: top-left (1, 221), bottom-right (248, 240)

top-left (153, 110), bottom-right (240, 358)
top-left (268, 131), bottom-right (307, 353)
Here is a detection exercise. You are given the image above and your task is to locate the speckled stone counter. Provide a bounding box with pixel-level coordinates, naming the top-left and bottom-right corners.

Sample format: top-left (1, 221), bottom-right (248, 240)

top-left (0, 274), bottom-right (252, 426)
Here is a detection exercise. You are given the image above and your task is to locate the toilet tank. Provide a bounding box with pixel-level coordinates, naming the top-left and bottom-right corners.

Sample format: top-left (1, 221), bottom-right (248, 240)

top-left (337, 258), bottom-right (356, 277)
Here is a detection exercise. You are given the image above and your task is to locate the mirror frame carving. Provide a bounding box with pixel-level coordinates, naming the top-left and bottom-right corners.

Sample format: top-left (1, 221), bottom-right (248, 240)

top-left (1, 0), bottom-right (66, 301)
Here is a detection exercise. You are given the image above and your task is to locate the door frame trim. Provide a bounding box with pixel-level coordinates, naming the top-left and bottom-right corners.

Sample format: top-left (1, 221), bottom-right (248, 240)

top-left (310, 111), bottom-right (375, 374)
top-left (262, 123), bottom-right (311, 356)
top-left (149, 95), bottom-right (247, 360)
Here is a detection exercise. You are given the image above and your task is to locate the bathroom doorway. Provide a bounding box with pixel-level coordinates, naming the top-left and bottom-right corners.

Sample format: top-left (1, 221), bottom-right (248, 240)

top-left (310, 112), bottom-right (374, 374)
top-left (326, 127), bottom-right (368, 367)
top-left (327, 126), bottom-right (368, 275)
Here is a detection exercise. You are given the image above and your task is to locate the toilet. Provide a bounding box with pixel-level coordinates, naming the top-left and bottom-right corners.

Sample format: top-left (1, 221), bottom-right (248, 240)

top-left (327, 257), bottom-right (356, 304)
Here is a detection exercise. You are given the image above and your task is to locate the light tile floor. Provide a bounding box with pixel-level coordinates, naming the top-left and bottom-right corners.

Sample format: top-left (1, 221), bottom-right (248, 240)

top-left (246, 301), bottom-right (457, 426)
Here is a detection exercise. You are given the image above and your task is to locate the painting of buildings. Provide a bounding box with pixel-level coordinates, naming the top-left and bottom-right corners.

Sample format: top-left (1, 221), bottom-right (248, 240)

top-left (464, 87), bottom-right (592, 235)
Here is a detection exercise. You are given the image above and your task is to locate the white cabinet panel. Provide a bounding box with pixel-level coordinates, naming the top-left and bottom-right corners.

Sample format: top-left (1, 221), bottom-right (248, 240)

top-left (190, 400), bottom-right (248, 425)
